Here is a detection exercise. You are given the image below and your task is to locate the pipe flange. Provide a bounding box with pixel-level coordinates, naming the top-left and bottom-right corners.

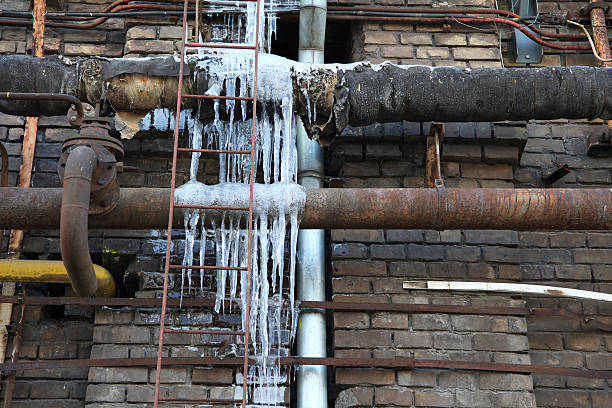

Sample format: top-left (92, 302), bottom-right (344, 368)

top-left (58, 144), bottom-right (120, 215)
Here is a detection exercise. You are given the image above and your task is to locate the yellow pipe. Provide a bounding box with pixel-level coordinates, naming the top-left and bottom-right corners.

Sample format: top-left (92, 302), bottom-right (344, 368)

top-left (0, 260), bottom-right (116, 298)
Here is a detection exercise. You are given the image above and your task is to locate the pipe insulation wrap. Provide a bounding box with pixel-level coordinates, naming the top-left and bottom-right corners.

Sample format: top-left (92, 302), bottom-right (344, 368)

top-left (1, 56), bottom-right (611, 128)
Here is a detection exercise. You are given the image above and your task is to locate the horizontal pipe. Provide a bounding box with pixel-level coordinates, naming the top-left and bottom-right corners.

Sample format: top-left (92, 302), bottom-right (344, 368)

top-left (0, 356), bottom-right (608, 379)
top-left (2, 187), bottom-right (612, 230)
top-left (0, 260), bottom-right (115, 297)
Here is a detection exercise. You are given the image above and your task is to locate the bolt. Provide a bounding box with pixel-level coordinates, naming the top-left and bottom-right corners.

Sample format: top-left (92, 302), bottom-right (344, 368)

top-left (70, 115), bottom-right (77, 122)
top-left (525, 55), bottom-right (531, 59)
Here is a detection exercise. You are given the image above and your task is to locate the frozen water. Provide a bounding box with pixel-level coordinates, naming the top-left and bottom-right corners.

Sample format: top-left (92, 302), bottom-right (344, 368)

top-left (174, 1), bottom-right (304, 405)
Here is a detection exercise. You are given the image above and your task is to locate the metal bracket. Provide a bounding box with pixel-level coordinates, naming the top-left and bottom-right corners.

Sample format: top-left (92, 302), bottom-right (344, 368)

top-left (425, 123), bottom-right (444, 188)
top-left (511, 0), bottom-right (543, 63)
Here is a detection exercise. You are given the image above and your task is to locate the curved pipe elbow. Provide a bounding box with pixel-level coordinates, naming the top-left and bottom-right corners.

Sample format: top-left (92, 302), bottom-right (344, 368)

top-left (60, 145), bottom-right (98, 297)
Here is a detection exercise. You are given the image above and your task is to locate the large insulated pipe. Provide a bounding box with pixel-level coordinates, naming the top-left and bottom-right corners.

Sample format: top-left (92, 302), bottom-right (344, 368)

top-left (296, 0), bottom-right (327, 407)
top-left (3, 187), bottom-right (612, 230)
top-left (60, 145), bottom-right (98, 297)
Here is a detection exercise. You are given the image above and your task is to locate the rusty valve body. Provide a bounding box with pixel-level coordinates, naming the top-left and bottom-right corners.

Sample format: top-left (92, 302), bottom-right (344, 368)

top-left (58, 115), bottom-right (124, 215)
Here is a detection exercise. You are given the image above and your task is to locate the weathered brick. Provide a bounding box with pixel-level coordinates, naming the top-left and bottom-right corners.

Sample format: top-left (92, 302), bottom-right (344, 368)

top-left (332, 243), bottom-right (368, 259)
top-left (416, 46), bottom-right (450, 59)
top-left (93, 326), bottom-right (150, 344)
top-left (340, 162), bottom-right (380, 177)
top-left (159, 26), bottom-right (183, 39)
top-left (445, 246), bottom-right (481, 262)
top-left (524, 138), bottom-right (565, 153)
top-left (332, 260), bottom-right (387, 276)
top-left (371, 312), bottom-right (407, 329)
top-left (453, 47), bottom-right (499, 60)
top-left (334, 312), bottom-right (370, 329)
top-left (406, 244), bottom-right (444, 261)
top-left (86, 384), bottom-right (126, 402)
top-left (412, 314), bottom-right (450, 330)
top-left (527, 333), bottom-right (563, 350)
top-left (534, 390), bottom-right (589, 407)
top-left (88, 367), bottom-right (148, 383)
top-left (555, 264), bottom-right (591, 280)
top-left (394, 331), bottom-right (433, 348)
top-left (433, 333), bottom-right (472, 350)
top-left (397, 371), bottom-right (436, 387)
top-left (587, 233), bottom-right (612, 248)
top-left (192, 368), bottom-right (233, 384)
top-left (442, 144), bottom-right (481, 162)
top-left (335, 387), bottom-right (373, 407)
top-left (125, 39), bottom-right (174, 54)
top-left (400, 33), bottom-right (433, 45)
top-left (473, 333), bottom-right (528, 351)
top-left (574, 249), bottom-right (612, 264)
top-left (375, 386), bottom-right (414, 405)
top-left (380, 45), bottom-right (414, 58)
top-left (483, 145), bottom-right (519, 164)
top-left (29, 381), bottom-right (71, 398)
top-left (365, 143), bottom-right (402, 159)
top-left (336, 368), bottom-right (395, 385)
top-left (364, 31), bottom-right (397, 45)
top-left (451, 315), bottom-right (490, 332)
top-left (586, 353), bottom-right (612, 370)
top-left (332, 277), bottom-right (371, 293)
top-left (335, 330), bottom-right (392, 348)
top-left (480, 373), bottom-right (533, 391)
top-left (438, 372), bottom-right (478, 390)
top-left (460, 163), bottom-right (513, 179)
top-left (482, 247), bottom-right (520, 263)
top-left (435, 33), bottom-right (467, 46)
top-left (414, 391), bottom-right (454, 407)
top-left (467, 33), bottom-right (499, 46)
top-left (387, 230), bottom-right (424, 242)
top-left (550, 232), bottom-right (585, 248)
top-left (64, 43), bottom-right (123, 56)
top-left (564, 334), bottom-right (603, 351)
top-left (370, 244), bottom-right (405, 260)
top-left (126, 26), bottom-right (157, 40)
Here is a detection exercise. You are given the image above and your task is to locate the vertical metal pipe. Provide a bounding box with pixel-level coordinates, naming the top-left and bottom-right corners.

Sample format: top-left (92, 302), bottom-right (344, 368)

top-left (296, 0), bottom-right (327, 407)
top-left (589, 0), bottom-right (612, 67)
top-left (0, 1), bottom-right (46, 391)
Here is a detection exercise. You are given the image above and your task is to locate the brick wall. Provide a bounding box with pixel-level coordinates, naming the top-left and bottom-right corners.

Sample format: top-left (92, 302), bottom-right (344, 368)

top-left (1, 0), bottom-right (611, 407)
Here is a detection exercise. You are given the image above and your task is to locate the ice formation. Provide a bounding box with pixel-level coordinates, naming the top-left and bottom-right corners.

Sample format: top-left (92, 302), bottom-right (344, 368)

top-left (173, 1), bottom-right (303, 405)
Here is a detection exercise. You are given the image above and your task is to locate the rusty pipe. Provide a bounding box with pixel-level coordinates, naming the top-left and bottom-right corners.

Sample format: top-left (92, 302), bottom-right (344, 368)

top-left (0, 142), bottom-right (7, 187)
top-left (60, 146), bottom-right (98, 297)
top-left (2, 187), bottom-right (612, 230)
top-left (589, 0), bottom-right (612, 67)
top-left (0, 92), bottom-right (84, 125)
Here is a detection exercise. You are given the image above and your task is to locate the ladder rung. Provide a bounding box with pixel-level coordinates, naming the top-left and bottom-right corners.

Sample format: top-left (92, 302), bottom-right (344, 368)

top-left (169, 265), bottom-right (248, 271)
top-left (158, 398), bottom-right (243, 404)
top-left (174, 204), bottom-right (250, 211)
top-left (182, 94), bottom-right (254, 101)
top-left (177, 147), bottom-right (251, 154)
top-left (185, 42), bottom-right (257, 50)
top-left (164, 329), bottom-right (245, 335)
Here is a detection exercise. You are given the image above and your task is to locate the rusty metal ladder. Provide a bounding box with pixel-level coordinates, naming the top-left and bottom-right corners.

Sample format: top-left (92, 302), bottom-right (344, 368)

top-left (153, 0), bottom-right (263, 406)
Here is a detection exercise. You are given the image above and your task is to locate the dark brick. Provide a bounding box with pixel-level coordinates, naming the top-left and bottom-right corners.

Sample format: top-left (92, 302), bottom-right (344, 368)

top-left (336, 368), bottom-right (395, 385)
top-left (442, 144), bottom-right (481, 162)
top-left (534, 390), bottom-right (589, 407)
top-left (549, 232), bottom-right (585, 248)
top-left (555, 264), bottom-right (591, 280)
top-left (332, 243), bottom-right (368, 259)
top-left (406, 244), bottom-right (444, 261)
top-left (587, 233), bottom-right (612, 248)
top-left (365, 143), bottom-right (401, 160)
top-left (332, 260), bottom-right (387, 276)
top-left (483, 247), bottom-right (520, 263)
top-left (445, 246), bottom-right (480, 262)
top-left (465, 230), bottom-right (518, 245)
top-left (370, 244), bottom-right (405, 260)
top-left (386, 230), bottom-right (424, 242)
top-left (520, 248), bottom-right (572, 264)
top-left (483, 145), bottom-right (519, 164)
top-left (389, 262), bottom-right (427, 277)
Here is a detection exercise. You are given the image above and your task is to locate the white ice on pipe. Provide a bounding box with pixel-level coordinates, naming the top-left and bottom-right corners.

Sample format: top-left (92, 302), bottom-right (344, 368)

top-left (173, 2), bottom-right (303, 405)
